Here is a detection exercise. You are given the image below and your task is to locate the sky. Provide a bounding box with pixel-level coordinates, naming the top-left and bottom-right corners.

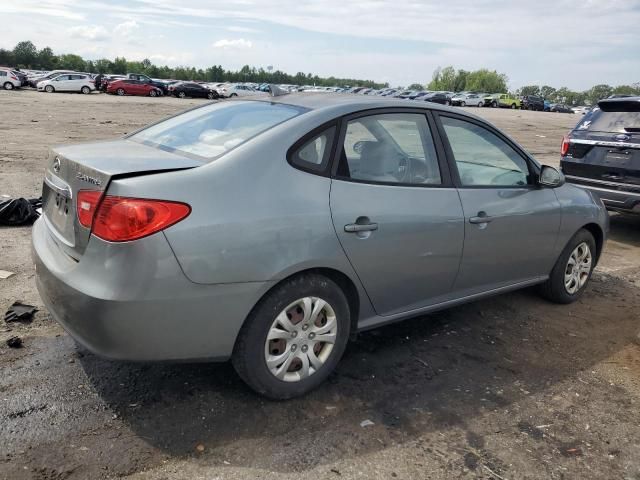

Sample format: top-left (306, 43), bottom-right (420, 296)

top-left (2, 0), bottom-right (640, 90)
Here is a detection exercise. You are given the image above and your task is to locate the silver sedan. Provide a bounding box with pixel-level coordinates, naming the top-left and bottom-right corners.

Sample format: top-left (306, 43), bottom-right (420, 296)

top-left (33, 93), bottom-right (608, 399)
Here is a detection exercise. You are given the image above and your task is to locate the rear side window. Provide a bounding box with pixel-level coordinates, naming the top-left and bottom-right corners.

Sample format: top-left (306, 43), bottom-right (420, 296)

top-left (131, 101), bottom-right (306, 160)
top-left (289, 127), bottom-right (336, 173)
top-left (0, 71), bottom-right (6, 77)
top-left (337, 113), bottom-right (441, 185)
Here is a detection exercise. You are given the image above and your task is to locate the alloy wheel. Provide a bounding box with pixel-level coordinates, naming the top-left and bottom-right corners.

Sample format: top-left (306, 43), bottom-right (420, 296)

top-left (5, 82), bottom-right (14, 90)
top-left (264, 297), bottom-right (337, 382)
top-left (564, 242), bottom-right (592, 294)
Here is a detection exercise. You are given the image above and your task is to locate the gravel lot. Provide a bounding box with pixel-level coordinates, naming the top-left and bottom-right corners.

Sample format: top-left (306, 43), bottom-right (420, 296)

top-left (1, 90), bottom-right (639, 480)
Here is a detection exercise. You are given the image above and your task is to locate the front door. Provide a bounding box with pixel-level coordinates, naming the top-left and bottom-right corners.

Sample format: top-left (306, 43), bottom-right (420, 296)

top-left (437, 114), bottom-right (561, 293)
top-left (330, 111), bottom-right (465, 316)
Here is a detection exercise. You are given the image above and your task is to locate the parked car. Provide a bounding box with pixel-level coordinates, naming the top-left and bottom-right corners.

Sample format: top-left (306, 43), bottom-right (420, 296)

top-left (37, 74), bottom-right (95, 94)
top-left (572, 106), bottom-right (591, 115)
top-left (483, 93), bottom-right (521, 109)
top-left (421, 92), bottom-right (452, 105)
top-left (28, 70), bottom-right (76, 88)
top-left (0, 69), bottom-right (22, 90)
top-left (560, 96), bottom-right (639, 214)
top-left (31, 94), bottom-right (607, 399)
top-left (544, 100), bottom-right (552, 112)
top-left (521, 95), bottom-right (545, 111)
top-left (218, 83), bottom-right (261, 98)
top-left (106, 79), bottom-right (163, 97)
top-left (551, 104), bottom-right (574, 113)
top-left (125, 73), bottom-right (169, 94)
top-left (408, 91), bottom-right (431, 100)
top-left (451, 93), bottom-right (484, 107)
top-left (169, 82), bottom-right (219, 99)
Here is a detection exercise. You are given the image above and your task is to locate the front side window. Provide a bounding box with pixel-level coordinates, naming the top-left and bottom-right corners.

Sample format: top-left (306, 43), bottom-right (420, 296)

top-left (337, 113), bottom-right (441, 185)
top-left (441, 116), bottom-right (530, 187)
top-left (130, 101), bottom-right (306, 160)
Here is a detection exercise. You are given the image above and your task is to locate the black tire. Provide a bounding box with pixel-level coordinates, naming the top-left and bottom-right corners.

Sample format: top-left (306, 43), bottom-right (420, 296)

top-left (491, 101), bottom-right (498, 108)
top-left (81, 86), bottom-right (91, 94)
top-left (4, 82), bottom-right (14, 90)
top-left (116, 88), bottom-right (125, 96)
top-left (538, 229), bottom-right (596, 304)
top-left (149, 89), bottom-right (157, 97)
top-left (207, 91), bottom-right (215, 99)
top-left (45, 85), bottom-right (54, 93)
top-left (511, 103), bottom-right (516, 109)
top-left (460, 101), bottom-right (466, 107)
top-left (232, 273), bottom-right (351, 400)
top-left (178, 91), bottom-right (186, 98)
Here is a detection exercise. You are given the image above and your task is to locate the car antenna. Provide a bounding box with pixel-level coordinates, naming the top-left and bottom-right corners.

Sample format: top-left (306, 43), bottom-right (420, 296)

top-left (268, 84), bottom-right (289, 97)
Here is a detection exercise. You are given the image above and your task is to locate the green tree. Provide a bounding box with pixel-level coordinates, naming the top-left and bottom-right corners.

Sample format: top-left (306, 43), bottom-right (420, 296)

top-left (465, 69), bottom-right (508, 93)
top-left (407, 83), bottom-right (424, 90)
top-left (540, 85), bottom-right (556, 99)
top-left (57, 54), bottom-right (86, 71)
top-left (13, 41), bottom-right (37, 67)
top-left (37, 47), bottom-right (56, 70)
top-left (0, 48), bottom-right (15, 67)
top-left (518, 85), bottom-right (541, 96)
top-left (612, 84), bottom-right (640, 96)
top-left (587, 84), bottom-right (613, 103)
top-left (112, 57), bottom-right (127, 74)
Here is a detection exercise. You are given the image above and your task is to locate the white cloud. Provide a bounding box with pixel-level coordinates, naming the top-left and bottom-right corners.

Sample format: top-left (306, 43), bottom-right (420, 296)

top-left (212, 38), bottom-right (253, 49)
top-left (114, 20), bottom-right (139, 37)
top-left (69, 25), bottom-right (108, 41)
top-left (226, 25), bottom-right (261, 34)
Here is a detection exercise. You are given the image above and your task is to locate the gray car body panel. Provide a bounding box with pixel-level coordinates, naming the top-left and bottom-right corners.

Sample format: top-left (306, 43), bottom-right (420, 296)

top-left (32, 94), bottom-right (608, 361)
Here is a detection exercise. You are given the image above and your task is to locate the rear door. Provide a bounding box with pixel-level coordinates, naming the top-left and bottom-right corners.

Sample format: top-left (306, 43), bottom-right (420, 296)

top-left (329, 110), bottom-right (465, 315)
top-left (564, 100), bottom-right (640, 189)
top-left (435, 113), bottom-right (561, 293)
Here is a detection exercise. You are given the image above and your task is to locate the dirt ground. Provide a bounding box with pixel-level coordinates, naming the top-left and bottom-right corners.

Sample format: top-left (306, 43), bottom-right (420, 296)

top-left (1, 90), bottom-right (639, 480)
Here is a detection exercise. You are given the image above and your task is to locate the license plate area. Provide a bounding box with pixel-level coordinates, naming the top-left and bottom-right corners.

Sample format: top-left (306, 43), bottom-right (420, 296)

top-left (42, 183), bottom-right (75, 246)
top-left (604, 149), bottom-right (631, 167)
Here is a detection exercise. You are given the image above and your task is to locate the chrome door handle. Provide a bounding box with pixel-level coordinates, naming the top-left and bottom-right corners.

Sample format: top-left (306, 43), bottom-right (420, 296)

top-left (469, 212), bottom-right (493, 224)
top-left (344, 222), bottom-right (378, 233)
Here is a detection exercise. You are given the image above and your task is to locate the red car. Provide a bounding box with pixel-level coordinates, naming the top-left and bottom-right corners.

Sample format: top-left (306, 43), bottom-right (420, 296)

top-left (107, 79), bottom-right (162, 97)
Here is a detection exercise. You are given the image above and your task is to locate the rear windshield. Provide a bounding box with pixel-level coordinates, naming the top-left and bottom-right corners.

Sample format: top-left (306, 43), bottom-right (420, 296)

top-left (130, 101), bottom-right (306, 159)
top-left (578, 107), bottom-right (640, 133)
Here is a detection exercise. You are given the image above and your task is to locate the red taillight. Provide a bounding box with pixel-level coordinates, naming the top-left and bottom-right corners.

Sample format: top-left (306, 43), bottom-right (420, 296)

top-left (561, 135), bottom-right (570, 156)
top-left (92, 196), bottom-right (190, 242)
top-left (77, 190), bottom-right (104, 228)
top-left (10, 75), bottom-right (17, 80)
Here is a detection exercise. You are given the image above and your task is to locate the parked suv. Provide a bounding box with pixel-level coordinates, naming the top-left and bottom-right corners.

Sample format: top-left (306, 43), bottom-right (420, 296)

top-left (560, 97), bottom-right (640, 214)
top-left (37, 74), bottom-right (95, 94)
top-left (521, 95), bottom-right (545, 111)
top-left (484, 93), bottom-right (521, 109)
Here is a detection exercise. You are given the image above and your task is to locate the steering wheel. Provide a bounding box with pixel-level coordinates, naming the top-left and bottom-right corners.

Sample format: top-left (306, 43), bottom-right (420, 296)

top-left (396, 154), bottom-right (412, 183)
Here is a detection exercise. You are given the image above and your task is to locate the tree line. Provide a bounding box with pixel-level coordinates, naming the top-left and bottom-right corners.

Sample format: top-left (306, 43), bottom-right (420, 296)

top-left (419, 66), bottom-right (639, 105)
top-left (0, 41), bottom-right (388, 89)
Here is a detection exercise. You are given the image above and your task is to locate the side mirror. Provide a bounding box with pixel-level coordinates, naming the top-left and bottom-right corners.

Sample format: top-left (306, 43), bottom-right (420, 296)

top-left (539, 165), bottom-right (565, 188)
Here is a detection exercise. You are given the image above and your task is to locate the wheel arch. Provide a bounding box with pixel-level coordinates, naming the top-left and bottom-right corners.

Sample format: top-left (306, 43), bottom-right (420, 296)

top-left (581, 222), bottom-right (604, 264)
top-left (235, 266), bottom-right (362, 351)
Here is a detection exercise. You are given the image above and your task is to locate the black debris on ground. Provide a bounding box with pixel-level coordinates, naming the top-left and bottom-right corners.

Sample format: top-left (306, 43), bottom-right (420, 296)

top-left (4, 302), bottom-right (38, 323)
top-left (0, 197), bottom-right (42, 226)
top-left (6, 336), bottom-right (23, 348)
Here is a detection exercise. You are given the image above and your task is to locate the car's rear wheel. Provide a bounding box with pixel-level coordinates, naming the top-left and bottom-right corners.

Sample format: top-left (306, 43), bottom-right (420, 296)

top-left (511, 103), bottom-right (517, 109)
top-left (477, 101), bottom-right (483, 107)
top-left (45, 85), bottom-right (54, 93)
top-left (81, 86), bottom-right (91, 94)
top-left (539, 229), bottom-right (596, 304)
top-left (491, 101), bottom-right (498, 108)
top-left (178, 91), bottom-right (186, 98)
top-left (116, 88), bottom-right (125, 96)
top-left (233, 273), bottom-right (351, 399)
top-left (4, 82), bottom-right (14, 90)
top-left (461, 101), bottom-right (466, 107)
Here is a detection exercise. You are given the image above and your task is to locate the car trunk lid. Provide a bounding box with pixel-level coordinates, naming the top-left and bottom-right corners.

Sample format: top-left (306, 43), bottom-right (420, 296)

top-left (41, 139), bottom-right (202, 259)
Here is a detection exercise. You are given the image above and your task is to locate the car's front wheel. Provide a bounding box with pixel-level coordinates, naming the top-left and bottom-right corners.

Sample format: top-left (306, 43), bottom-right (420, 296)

top-left (45, 85), bottom-right (54, 93)
top-left (539, 229), bottom-right (596, 304)
top-left (116, 88), bottom-right (125, 96)
top-left (233, 274), bottom-right (351, 399)
top-left (149, 89), bottom-right (157, 97)
top-left (178, 91), bottom-right (186, 98)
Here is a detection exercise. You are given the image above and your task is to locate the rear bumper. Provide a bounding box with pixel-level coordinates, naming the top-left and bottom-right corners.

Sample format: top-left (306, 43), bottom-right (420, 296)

top-left (564, 174), bottom-right (640, 214)
top-left (32, 218), bottom-right (271, 361)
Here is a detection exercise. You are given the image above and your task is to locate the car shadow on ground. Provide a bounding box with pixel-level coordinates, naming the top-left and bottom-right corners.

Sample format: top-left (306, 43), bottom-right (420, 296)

top-left (608, 212), bottom-right (640, 247)
top-left (74, 262), bottom-right (640, 474)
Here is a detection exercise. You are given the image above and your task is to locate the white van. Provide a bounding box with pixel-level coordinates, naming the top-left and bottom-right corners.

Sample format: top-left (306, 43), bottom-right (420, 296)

top-left (0, 69), bottom-right (22, 90)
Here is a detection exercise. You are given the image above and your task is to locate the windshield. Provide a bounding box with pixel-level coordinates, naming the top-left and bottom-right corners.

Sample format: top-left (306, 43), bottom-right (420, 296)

top-left (130, 101), bottom-right (306, 160)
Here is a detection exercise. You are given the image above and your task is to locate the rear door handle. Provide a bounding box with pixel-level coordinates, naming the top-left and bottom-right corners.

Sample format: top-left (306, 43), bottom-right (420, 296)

top-left (344, 222), bottom-right (378, 233)
top-left (469, 212), bottom-right (493, 224)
